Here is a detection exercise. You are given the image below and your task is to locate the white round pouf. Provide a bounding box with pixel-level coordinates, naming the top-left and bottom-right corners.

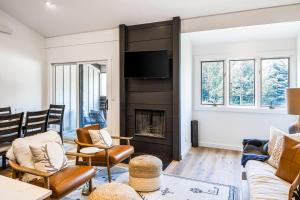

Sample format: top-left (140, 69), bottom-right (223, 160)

top-left (129, 155), bottom-right (163, 192)
top-left (88, 183), bottom-right (140, 200)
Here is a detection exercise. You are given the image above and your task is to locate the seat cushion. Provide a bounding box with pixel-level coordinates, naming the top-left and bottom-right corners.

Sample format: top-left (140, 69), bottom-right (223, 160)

top-left (246, 160), bottom-right (290, 200)
top-left (90, 145), bottom-right (134, 164)
top-left (50, 165), bottom-right (95, 198)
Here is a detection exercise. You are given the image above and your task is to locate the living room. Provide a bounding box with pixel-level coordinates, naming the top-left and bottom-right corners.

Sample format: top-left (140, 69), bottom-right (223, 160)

top-left (1, 1), bottom-right (300, 200)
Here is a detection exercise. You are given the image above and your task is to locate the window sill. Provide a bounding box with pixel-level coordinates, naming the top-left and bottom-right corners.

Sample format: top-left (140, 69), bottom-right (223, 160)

top-left (194, 105), bottom-right (287, 115)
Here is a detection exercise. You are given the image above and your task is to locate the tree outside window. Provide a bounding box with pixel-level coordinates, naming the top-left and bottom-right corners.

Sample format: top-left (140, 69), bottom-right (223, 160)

top-left (201, 61), bottom-right (224, 105)
top-left (261, 58), bottom-right (289, 108)
top-left (229, 60), bottom-right (255, 106)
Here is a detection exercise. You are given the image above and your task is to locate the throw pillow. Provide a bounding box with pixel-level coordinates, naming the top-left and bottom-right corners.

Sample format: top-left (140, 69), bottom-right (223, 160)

top-left (30, 142), bottom-right (68, 174)
top-left (268, 135), bottom-right (284, 168)
top-left (89, 128), bottom-right (113, 147)
top-left (267, 129), bottom-right (300, 168)
top-left (10, 130), bottom-right (62, 182)
top-left (275, 136), bottom-right (300, 183)
top-left (268, 127), bottom-right (286, 156)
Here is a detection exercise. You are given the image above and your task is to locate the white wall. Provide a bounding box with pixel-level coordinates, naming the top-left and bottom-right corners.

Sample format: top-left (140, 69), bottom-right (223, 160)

top-left (180, 35), bottom-right (193, 157)
top-left (192, 39), bottom-right (298, 150)
top-left (182, 4), bottom-right (300, 33)
top-left (46, 29), bottom-right (120, 137)
top-left (0, 9), bottom-right (46, 111)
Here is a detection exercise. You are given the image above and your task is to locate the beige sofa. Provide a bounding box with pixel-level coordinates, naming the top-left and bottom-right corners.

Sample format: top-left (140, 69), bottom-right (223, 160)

top-left (245, 160), bottom-right (290, 200)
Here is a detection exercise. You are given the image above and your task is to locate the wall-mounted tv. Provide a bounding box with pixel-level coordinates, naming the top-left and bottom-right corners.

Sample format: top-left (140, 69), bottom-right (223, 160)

top-left (125, 50), bottom-right (169, 79)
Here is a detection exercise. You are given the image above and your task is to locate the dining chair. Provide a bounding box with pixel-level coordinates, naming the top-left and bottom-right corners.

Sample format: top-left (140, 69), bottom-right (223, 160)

top-left (0, 112), bottom-right (24, 168)
top-left (23, 110), bottom-right (49, 137)
top-left (48, 104), bottom-right (65, 139)
top-left (0, 107), bottom-right (11, 115)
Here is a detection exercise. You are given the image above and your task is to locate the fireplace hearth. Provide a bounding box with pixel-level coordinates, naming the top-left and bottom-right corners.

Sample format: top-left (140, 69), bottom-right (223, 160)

top-left (135, 109), bottom-right (166, 138)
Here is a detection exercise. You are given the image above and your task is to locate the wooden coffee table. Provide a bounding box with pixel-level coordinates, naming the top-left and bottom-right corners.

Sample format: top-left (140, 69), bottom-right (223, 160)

top-left (0, 175), bottom-right (52, 200)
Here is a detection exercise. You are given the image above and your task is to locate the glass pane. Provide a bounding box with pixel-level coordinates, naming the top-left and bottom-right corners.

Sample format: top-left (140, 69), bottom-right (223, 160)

top-left (88, 66), bottom-right (94, 112)
top-left (100, 73), bottom-right (107, 96)
top-left (201, 61), bottom-right (224, 105)
top-left (94, 69), bottom-right (100, 111)
top-left (261, 58), bottom-right (289, 107)
top-left (70, 65), bottom-right (77, 132)
top-left (229, 60), bottom-right (255, 106)
top-left (63, 65), bottom-right (71, 130)
top-left (55, 65), bottom-right (64, 105)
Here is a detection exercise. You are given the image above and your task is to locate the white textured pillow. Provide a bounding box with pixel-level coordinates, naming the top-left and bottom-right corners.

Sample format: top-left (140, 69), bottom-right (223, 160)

top-left (268, 127), bottom-right (286, 156)
top-left (10, 130), bottom-right (62, 182)
top-left (30, 142), bottom-right (68, 174)
top-left (89, 129), bottom-right (113, 147)
top-left (268, 135), bottom-right (284, 168)
top-left (267, 131), bottom-right (300, 168)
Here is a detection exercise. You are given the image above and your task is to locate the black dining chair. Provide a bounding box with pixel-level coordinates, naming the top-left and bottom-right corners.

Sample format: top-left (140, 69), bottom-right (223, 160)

top-left (0, 107), bottom-right (11, 115)
top-left (0, 113), bottom-right (24, 168)
top-left (23, 110), bottom-right (49, 137)
top-left (48, 104), bottom-right (65, 139)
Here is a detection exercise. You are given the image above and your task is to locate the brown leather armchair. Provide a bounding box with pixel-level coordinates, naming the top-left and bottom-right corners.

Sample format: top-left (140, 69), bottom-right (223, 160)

top-left (9, 152), bottom-right (96, 199)
top-left (75, 125), bottom-right (134, 182)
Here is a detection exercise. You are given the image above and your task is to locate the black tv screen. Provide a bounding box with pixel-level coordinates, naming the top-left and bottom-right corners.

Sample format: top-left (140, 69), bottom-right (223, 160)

top-left (125, 50), bottom-right (169, 79)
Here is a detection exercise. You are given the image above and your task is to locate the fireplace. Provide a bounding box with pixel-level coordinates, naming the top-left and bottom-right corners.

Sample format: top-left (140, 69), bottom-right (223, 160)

top-left (135, 109), bottom-right (166, 138)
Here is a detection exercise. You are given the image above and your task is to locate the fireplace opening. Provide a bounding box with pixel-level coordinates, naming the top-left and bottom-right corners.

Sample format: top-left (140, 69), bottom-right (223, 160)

top-left (135, 109), bottom-right (166, 138)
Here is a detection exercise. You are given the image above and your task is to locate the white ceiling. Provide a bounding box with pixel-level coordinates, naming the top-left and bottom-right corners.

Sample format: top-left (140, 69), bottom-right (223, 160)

top-left (0, 0), bottom-right (300, 37)
top-left (185, 21), bottom-right (300, 45)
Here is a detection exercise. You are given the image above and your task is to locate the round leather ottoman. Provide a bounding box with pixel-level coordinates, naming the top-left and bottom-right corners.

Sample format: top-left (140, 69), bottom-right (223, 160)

top-left (88, 183), bottom-right (140, 200)
top-left (129, 155), bottom-right (162, 192)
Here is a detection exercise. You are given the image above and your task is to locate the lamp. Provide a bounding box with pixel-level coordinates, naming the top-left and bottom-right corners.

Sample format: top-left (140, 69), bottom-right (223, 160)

top-left (287, 88), bottom-right (300, 134)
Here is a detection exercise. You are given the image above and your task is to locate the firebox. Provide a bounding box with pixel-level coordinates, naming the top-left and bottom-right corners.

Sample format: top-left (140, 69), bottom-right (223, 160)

top-left (135, 109), bottom-right (166, 138)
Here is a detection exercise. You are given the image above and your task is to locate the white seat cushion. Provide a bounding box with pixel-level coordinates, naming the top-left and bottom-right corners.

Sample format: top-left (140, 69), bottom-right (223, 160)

top-left (246, 160), bottom-right (290, 200)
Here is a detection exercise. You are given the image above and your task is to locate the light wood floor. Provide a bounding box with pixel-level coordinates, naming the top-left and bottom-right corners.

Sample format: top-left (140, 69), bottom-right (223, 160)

top-left (165, 147), bottom-right (245, 199)
top-left (165, 147), bottom-right (242, 188)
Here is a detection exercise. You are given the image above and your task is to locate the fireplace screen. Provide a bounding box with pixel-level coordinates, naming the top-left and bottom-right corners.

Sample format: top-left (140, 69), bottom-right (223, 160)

top-left (135, 109), bottom-right (166, 138)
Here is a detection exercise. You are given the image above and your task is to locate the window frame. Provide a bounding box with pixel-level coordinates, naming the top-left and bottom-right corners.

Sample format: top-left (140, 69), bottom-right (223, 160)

top-left (228, 59), bottom-right (256, 107)
top-left (260, 57), bottom-right (290, 108)
top-left (200, 60), bottom-right (225, 106)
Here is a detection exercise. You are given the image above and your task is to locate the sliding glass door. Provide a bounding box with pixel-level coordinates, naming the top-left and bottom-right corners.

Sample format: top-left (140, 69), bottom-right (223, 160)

top-left (53, 63), bottom-right (77, 136)
top-left (52, 60), bottom-right (109, 140)
top-left (79, 62), bottom-right (108, 129)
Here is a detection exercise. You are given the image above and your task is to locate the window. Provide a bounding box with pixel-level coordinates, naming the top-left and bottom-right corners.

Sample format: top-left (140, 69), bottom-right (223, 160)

top-left (201, 61), bottom-right (224, 105)
top-left (229, 60), bottom-right (255, 106)
top-left (261, 58), bottom-right (290, 107)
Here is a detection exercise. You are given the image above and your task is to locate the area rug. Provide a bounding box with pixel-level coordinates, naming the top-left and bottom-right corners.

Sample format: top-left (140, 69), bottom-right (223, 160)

top-left (64, 166), bottom-right (239, 200)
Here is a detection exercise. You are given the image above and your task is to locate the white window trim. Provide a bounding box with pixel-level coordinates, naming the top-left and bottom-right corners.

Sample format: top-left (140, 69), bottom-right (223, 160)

top-left (193, 50), bottom-right (297, 114)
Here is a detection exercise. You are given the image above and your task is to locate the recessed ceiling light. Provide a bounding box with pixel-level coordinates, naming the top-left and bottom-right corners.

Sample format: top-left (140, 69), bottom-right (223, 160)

top-left (45, 1), bottom-right (55, 8)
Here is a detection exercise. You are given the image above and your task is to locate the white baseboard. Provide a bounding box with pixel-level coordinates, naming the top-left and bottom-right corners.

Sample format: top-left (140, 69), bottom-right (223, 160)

top-left (198, 142), bottom-right (242, 151)
top-left (181, 142), bottom-right (192, 159)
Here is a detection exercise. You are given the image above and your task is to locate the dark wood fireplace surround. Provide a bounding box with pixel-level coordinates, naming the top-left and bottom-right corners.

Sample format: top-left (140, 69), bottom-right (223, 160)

top-left (119, 17), bottom-right (181, 166)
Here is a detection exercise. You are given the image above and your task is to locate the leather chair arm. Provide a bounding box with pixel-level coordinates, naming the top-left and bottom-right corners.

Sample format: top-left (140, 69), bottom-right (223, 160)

top-left (9, 160), bottom-right (51, 178)
top-left (65, 152), bottom-right (96, 158)
top-left (74, 139), bottom-right (113, 150)
top-left (111, 136), bottom-right (133, 140)
top-left (111, 136), bottom-right (133, 145)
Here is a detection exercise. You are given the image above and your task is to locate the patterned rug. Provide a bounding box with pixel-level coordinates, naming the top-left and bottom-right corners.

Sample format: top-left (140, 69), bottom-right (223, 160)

top-left (64, 166), bottom-right (239, 200)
